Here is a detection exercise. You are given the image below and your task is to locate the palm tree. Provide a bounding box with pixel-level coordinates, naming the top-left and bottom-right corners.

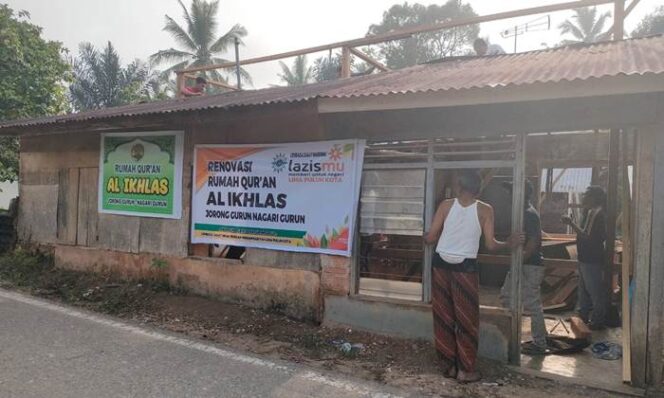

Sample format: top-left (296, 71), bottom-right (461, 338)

top-left (278, 55), bottom-right (313, 86)
top-left (558, 7), bottom-right (612, 45)
top-left (70, 42), bottom-right (163, 111)
top-left (150, 0), bottom-right (250, 87)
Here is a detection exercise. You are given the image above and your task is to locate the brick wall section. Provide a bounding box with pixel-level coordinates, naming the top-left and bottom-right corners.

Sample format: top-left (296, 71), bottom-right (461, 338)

top-left (320, 255), bottom-right (351, 296)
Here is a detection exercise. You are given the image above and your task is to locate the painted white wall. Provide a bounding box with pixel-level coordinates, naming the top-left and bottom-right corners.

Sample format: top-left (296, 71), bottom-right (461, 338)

top-left (0, 181), bottom-right (18, 210)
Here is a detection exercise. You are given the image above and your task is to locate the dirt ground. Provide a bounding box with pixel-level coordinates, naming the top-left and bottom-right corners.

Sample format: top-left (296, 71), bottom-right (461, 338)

top-left (0, 250), bottom-right (629, 398)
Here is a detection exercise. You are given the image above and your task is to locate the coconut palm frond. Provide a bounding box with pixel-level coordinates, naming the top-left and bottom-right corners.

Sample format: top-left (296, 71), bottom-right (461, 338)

top-left (150, 48), bottom-right (195, 66)
top-left (163, 15), bottom-right (197, 52)
top-left (210, 24), bottom-right (247, 54)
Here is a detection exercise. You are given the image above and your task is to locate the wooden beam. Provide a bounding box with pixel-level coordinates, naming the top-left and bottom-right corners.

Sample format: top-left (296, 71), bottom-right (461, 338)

top-left (348, 48), bottom-right (389, 72)
top-left (509, 133), bottom-right (526, 366)
top-left (175, 72), bottom-right (185, 99)
top-left (620, 130), bottom-right (632, 383)
top-left (606, 129), bottom-right (619, 309)
top-left (340, 47), bottom-right (351, 79)
top-left (631, 126), bottom-right (655, 388)
top-left (647, 125), bottom-right (664, 387)
top-left (603, 0), bottom-right (639, 40)
top-left (614, 0), bottom-right (626, 40)
top-left (179, 0), bottom-right (615, 74)
top-left (183, 74), bottom-right (239, 91)
top-left (625, 0), bottom-right (641, 16)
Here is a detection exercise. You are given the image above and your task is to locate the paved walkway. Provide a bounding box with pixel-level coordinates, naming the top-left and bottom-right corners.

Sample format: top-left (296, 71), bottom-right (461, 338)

top-left (0, 289), bottom-right (416, 398)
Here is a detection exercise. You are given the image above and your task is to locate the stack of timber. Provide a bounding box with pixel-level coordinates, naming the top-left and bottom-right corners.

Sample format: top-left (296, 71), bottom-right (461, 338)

top-left (542, 267), bottom-right (578, 311)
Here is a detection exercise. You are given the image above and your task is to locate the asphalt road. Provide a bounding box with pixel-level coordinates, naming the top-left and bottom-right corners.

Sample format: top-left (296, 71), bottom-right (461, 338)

top-left (0, 289), bottom-right (415, 398)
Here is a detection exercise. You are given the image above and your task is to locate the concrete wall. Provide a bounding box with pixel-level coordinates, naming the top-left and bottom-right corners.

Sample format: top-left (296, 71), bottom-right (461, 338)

top-left (324, 296), bottom-right (511, 363)
top-left (55, 245), bottom-right (322, 320)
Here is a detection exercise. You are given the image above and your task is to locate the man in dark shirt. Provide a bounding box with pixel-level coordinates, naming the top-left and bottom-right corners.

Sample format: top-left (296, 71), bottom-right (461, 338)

top-left (562, 186), bottom-right (607, 330)
top-left (500, 180), bottom-right (547, 355)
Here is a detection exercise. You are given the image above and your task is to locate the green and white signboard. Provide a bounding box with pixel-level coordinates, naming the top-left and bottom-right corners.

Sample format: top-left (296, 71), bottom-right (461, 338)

top-left (98, 131), bottom-right (184, 219)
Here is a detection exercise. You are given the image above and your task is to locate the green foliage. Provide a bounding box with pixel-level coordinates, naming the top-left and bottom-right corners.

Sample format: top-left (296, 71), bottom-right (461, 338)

top-left (311, 48), bottom-right (376, 83)
top-left (558, 7), bottom-right (612, 45)
top-left (278, 55), bottom-right (313, 86)
top-left (69, 42), bottom-right (168, 111)
top-left (0, 4), bottom-right (70, 182)
top-left (0, 248), bottom-right (54, 288)
top-left (367, 1), bottom-right (479, 70)
top-left (0, 138), bottom-right (18, 183)
top-left (150, 257), bottom-right (169, 270)
top-left (632, 6), bottom-right (664, 38)
top-left (151, 0), bottom-right (251, 87)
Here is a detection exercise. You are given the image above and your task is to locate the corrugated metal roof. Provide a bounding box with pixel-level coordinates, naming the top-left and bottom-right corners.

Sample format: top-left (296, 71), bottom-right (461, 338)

top-left (2, 35), bottom-right (664, 131)
top-left (540, 168), bottom-right (593, 193)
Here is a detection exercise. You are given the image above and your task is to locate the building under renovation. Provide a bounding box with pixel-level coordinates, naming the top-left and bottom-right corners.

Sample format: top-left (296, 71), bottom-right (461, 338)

top-left (2, 33), bottom-right (664, 394)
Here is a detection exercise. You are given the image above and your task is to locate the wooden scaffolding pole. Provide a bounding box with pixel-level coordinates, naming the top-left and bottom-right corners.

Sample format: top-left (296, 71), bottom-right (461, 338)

top-left (178, 0), bottom-right (615, 74)
top-left (620, 131), bottom-right (632, 383)
top-left (509, 133), bottom-right (526, 365)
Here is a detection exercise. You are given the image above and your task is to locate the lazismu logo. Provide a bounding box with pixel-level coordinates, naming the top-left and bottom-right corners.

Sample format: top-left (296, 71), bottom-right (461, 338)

top-left (288, 159), bottom-right (344, 172)
top-left (271, 153), bottom-right (288, 173)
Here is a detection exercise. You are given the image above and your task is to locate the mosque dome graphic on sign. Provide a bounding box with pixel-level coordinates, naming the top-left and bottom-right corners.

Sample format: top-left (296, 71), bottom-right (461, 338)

top-left (131, 143), bottom-right (145, 161)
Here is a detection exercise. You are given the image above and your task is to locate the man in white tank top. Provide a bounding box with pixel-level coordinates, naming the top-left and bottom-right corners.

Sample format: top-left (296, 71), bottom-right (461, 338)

top-left (424, 171), bottom-right (522, 383)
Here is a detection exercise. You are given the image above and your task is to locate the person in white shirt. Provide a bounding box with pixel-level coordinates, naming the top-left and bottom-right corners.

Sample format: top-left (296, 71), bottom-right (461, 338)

top-left (473, 38), bottom-right (507, 56)
top-left (424, 171), bottom-right (522, 383)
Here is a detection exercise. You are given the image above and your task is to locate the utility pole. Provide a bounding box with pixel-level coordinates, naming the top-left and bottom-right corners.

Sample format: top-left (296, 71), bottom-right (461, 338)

top-left (234, 37), bottom-right (242, 90)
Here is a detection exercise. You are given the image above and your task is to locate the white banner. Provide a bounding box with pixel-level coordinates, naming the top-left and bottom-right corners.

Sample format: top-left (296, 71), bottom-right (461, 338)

top-left (191, 140), bottom-right (365, 256)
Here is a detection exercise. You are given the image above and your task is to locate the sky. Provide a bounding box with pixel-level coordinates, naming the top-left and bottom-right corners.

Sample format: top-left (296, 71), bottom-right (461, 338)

top-left (6, 0), bottom-right (662, 89)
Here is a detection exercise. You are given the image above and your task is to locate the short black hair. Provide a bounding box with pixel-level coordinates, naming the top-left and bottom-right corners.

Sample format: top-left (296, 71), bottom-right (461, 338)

top-left (195, 76), bottom-right (207, 85)
top-left (585, 185), bottom-right (606, 207)
top-left (458, 171), bottom-right (482, 195)
top-left (502, 179), bottom-right (534, 202)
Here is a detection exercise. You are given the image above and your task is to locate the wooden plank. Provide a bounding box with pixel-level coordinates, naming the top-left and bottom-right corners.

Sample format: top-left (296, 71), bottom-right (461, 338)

top-left (509, 133), bottom-right (526, 365)
top-left (76, 168), bottom-right (99, 247)
top-left (179, 0), bottom-right (614, 74)
top-left (646, 126), bottom-right (664, 387)
top-left (17, 185), bottom-right (58, 244)
top-left (631, 126), bottom-right (655, 388)
top-left (57, 168), bottom-right (79, 245)
top-left (570, 316), bottom-right (592, 340)
top-left (613, 0), bottom-right (625, 40)
top-left (175, 72), bottom-right (185, 98)
top-left (183, 74), bottom-right (239, 91)
top-left (422, 141), bottom-right (434, 303)
top-left (606, 129), bottom-right (620, 300)
top-left (97, 214), bottom-right (140, 253)
top-left (340, 47), bottom-right (351, 78)
top-left (348, 48), bottom-right (389, 72)
top-left (620, 130), bottom-right (633, 383)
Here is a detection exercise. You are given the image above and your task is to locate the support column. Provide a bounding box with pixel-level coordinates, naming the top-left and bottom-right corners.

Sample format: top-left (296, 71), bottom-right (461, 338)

top-left (606, 129), bottom-right (619, 304)
top-left (646, 126), bottom-right (664, 388)
top-left (175, 72), bottom-right (185, 98)
top-left (422, 140), bottom-right (434, 303)
top-left (631, 126), bottom-right (655, 387)
top-left (508, 133), bottom-right (526, 365)
top-left (340, 47), bottom-right (351, 79)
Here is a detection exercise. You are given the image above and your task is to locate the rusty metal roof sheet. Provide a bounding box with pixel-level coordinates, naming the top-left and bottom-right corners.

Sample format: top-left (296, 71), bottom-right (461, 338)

top-left (2, 35), bottom-right (664, 131)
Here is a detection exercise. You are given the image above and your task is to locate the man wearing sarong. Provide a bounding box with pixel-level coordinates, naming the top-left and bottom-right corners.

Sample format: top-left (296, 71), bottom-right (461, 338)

top-left (424, 171), bottom-right (522, 383)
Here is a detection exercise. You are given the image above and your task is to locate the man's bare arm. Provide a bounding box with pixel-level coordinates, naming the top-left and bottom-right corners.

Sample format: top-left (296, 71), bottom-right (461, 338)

top-left (423, 200), bottom-right (452, 244)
